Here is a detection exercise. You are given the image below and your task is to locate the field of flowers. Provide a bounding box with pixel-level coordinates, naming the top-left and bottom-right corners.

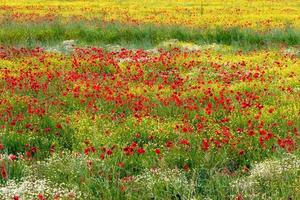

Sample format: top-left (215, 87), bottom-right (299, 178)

top-left (0, 0), bottom-right (300, 200)
top-left (1, 0), bottom-right (300, 29)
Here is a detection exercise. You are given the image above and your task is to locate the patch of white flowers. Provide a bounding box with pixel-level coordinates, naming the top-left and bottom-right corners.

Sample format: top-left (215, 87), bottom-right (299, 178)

top-left (134, 168), bottom-right (190, 187)
top-left (0, 175), bottom-right (82, 200)
top-left (126, 168), bottom-right (196, 199)
top-left (231, 153), bottom-right (300, 199)
top-left (0, 152), bottom-right (95, 200)
top-left (33, 152), bottom-right (89, 169)
top-left (282, 47), bottom-right (300, 57)
top-left (45, 40), bottom-right (76, 54)
top-left (156, 39), bottom-right (232, 52)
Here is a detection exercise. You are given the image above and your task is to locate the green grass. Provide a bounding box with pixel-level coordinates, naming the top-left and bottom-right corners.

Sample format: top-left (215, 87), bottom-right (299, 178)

top-left (0, 21), bottom-right (299, 49)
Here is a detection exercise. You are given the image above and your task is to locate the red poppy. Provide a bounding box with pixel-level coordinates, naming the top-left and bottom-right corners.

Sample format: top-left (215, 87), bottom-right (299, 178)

top-left (154, 148), bottom-right (161, 155)
top-left (235, 194), bottom-right (243, 200)
top-left (1, 162), bottom-right (7, 180)
top-left (135, 133), bottom-right (141, 138)
top-left (8, 154), bottom-right (17, 161)
top-left (38, 193), bottom-right (46, 200)
top-left (137, 148), bottom-right (145, 154)
top-left (100, 154), bottom-right (105, 160)
top-left (239, 149), bottom-right (245, 155)
top-left (183, 164), bottom-right (189, 172)
top-left (56, 123), bottom-right (62, 129)
top-left (165, 140), bottom-right (174, 148)
top-left (123, 146), bottom-right (134, 156)
top-left (180, 139), bottom-right (190, 146)
top-left (13, 195), bottom-right (20, 200)
top-left (202, 139), bottom-right (210, 151)
top-left (131, 142), bottom-right (138, 148)
top-left (84, 147), bottom-right (90, 155)
top-left (106, 149), bottom-right (113, 155)
top-left (118, 162), bottom-right (125, 168)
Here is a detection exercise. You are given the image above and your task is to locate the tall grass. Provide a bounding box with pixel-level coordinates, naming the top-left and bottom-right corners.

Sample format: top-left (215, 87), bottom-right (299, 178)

top-left (1, 21), bottom-right (299, 49)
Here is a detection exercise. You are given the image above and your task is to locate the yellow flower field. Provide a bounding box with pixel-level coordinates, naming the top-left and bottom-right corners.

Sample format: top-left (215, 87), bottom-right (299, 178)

top-left (1, 0), bottom-right (299, 30)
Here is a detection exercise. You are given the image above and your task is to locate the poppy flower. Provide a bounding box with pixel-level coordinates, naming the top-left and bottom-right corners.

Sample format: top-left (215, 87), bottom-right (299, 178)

top-left (137, 148), bottom-right (145, 154)
top-left (1, 162), bottom-right (7, 180)
top-left (38, 193), bottom-right (46, 200)
top-left (165, 140), bottom-right (174, 148)
top-left (202, 139), bottom-right (210, 151)
top-left (13, 195), bottom-right (20, 200)
top-left (180, 139), bottom-right (190, 146)
top-left (118, 162), bottom-right (125, 168)
top-left (154, 148), bottom-right (161, 155)
top-left (123, 146), bottom-right (134, 156)
top-left (100, 154), bottom-right (105, 160)
top-left (8, 154), bottom-right (17, 161)
top-left (106, 149), bottom-right (113, 155)
top-left (239, 149), bottom-right (245, 155)
top-left (183, 164), bottom-right (190, 172)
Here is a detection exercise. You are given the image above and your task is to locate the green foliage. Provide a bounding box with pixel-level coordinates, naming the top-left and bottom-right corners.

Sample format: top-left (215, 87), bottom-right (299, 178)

top-left (0, 21), bottom-right (299, 49)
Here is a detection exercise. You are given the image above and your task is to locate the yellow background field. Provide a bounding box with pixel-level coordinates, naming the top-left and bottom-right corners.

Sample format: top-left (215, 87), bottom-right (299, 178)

top-left (1, 0), bottom-right (299, 30)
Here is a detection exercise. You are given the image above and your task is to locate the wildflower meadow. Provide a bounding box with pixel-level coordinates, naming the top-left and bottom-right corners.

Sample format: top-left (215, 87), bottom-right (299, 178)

top-left (0, 0), bottom-right (299, 199)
